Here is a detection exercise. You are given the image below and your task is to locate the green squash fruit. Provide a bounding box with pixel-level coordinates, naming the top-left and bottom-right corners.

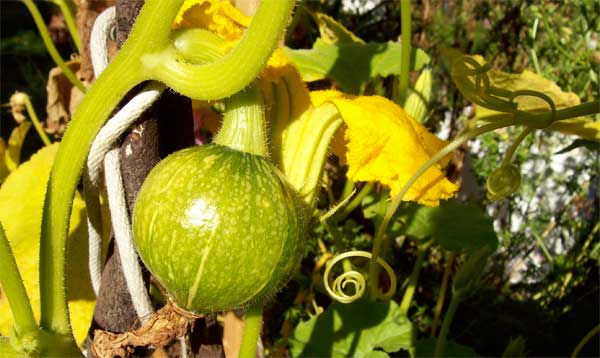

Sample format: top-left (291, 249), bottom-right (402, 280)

top-left (133, 144), bottom-right (307, 314)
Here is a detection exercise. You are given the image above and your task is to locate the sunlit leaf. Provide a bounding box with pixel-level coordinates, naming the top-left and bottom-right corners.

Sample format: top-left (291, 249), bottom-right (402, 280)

top-left (289, 298), bottom-right (413, 357)
top-left (0, 144), bottom-right (95, 345)
top-left (404, 69), bottom-right (432, 122)
top-left (545, 118), bottom-right (600, 142)
top-left (0, 139), bottom-right (9, 183)
top-left (311, 12), bottom-right (365, 44)
top-left (4, 122), bottom-right (31, 172)
top-left (404, 199), bottom-right (498, 252)
top-left (285, 39), bottom-right (430, 94)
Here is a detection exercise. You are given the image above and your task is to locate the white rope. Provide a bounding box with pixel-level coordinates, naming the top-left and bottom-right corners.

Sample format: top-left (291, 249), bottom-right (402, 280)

top-left (85, 6), bottom-right (163, 323)
top-left (86, 5), bottom-right (116, 296)
top-left (90, 6), bottom-right (115, 76)
top-left (84, 82), bottom-right (164, 296)
top-left (104, 148), bottom-right (154, 322)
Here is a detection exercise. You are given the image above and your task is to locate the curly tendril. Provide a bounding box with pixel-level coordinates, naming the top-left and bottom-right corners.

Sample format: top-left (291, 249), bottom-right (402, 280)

top-left (451, 55), bottom-right (558, 127)
top-left (324, 251), bottom-right (397, 304)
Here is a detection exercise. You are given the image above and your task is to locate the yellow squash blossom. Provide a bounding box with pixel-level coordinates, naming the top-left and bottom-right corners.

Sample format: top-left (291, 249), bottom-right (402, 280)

top-left (176, 0), bottom-right (458, 207)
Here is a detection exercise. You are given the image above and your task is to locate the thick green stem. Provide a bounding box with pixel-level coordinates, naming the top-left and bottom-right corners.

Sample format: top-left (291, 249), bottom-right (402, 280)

top-left (368, 118), bottom-right (517, 298)
top-left (24, 96), bottom-right (52, 146)
top-left (434, 294), bottom-right (461, 357)
top-left (399, 245), bottom-right (428, 315)
top-left (398, 0), bottom-right (411, 104)
top-left (21, 0), bottom-right (86, 93)
top-left (0, 222), bottom-right (38, 336)
top-left (240, 303), bottom-right (264, 358)
top-left (214, 84), bottom-right (267, 157)
top-left (51, 0), bottom-right (82, 53)
top-left (145, 0), bottom-right (297, 100)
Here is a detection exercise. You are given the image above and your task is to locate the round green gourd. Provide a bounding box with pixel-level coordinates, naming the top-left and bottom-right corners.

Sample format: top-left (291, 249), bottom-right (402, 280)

top-left (133, 143), bottom-right (307, 314)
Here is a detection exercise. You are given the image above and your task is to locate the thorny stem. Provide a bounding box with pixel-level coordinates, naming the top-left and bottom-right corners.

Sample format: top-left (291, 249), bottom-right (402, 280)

top-left (21, 0), bottom-right (86, 93)
top-left (239, 303), bottom-right (264, 358)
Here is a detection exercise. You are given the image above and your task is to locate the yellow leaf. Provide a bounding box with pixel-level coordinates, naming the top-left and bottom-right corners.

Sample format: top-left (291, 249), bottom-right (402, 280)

top-left (311, 90), bottom-right (459, 206)
top-left (5, 122), bottom-right (31, 172)
top-left (0, 144), bottom-right (95, 345)
top-left (471, 56), bottom-right (580, 119)
top-left (545, 117), bottom-right (600, 142)
top-left (0, 138), bottom-right (8, 183)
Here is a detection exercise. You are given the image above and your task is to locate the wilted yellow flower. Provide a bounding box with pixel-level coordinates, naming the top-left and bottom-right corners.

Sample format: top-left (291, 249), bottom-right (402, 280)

top-left (310, 91), bottom-right (458, 206)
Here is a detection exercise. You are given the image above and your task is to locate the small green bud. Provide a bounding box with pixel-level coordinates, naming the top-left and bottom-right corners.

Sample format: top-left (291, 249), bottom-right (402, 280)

top-left (486, 165), bottom-right (521, 201)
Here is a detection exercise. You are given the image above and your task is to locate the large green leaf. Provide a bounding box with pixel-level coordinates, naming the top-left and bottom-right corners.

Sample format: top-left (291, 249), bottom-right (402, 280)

top-left (285, 39), bottom-right (430, 94)
top-left (289, 298), bottom-right (414, 357)
top-left (404, 199), bottom-right (498, 252)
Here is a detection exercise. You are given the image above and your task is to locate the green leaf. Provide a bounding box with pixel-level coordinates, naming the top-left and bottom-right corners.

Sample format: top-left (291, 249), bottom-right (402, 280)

top-left (404, 199), bottom-right (498, 252)
top-left (5, 122), bottom-right (31, 172)
top-left (554, 138), bottom-right (600, 154)
top-left (311, 12), bottom-right (365, 44)
top-left (285, 39), bottom-right (430, 94)
top-left (289, 298), bottom-right (414, 358)
top-left (415, 338), bottom-right (478, 357)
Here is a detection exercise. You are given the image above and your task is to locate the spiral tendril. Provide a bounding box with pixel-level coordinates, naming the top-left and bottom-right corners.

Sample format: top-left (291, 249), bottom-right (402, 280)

top-left (323, 251), bottom-right (397, 304)
top-left (451, 55), bottom-right (558, 127)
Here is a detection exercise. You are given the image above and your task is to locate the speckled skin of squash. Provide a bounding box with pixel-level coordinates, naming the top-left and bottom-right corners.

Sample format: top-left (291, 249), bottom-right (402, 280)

top-left (133, 144), bottom-right (307, 314)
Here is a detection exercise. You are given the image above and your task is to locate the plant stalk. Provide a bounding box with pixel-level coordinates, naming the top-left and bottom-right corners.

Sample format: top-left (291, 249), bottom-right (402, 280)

top-left (21, 0), bottom-right (86, 92)
top-left (398, 0), bottom-right (412, 104)
top-left (571, 323), bottom-right (600, 358)
top-left (399, 245), bottom-right (428, 315)
top-left (23, 96), bottom-right (52, 146)
top-left (240, 303), bottom-right (264, 358)
top-left (434, 293), bottom-right (461, 357)
top-left (50, 0), bottom-right (82, 53)
top-left (431, 252), bottom-right (455, 337)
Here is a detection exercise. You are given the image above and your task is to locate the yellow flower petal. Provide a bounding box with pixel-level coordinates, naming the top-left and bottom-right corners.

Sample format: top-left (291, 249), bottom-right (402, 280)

top-left (174, 0), bottom-right (249, 42)
top-left (311, 90), bottom-right (459, 206)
